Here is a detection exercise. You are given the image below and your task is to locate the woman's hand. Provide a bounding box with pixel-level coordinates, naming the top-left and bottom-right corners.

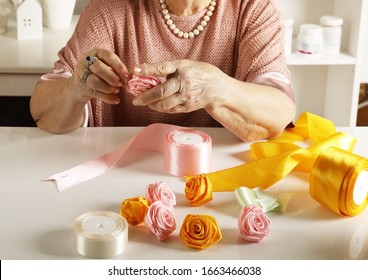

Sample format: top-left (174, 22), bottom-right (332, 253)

top-left (131, 59), bottom-right (295, 142)
top-left (71, 48), bottom-right (130, 104)
top-left (131, 59), bottom-right (225, 113)
top-left (30, 48), bottom-right (131, 133)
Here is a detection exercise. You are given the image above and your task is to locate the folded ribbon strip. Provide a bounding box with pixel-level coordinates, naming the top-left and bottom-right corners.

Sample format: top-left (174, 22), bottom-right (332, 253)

top-left (185, 112), bottom-right (368, 216)
top-left (43, 124), bottom-right (183, 191)
top-left (235, 187), bottom-right (282, 212)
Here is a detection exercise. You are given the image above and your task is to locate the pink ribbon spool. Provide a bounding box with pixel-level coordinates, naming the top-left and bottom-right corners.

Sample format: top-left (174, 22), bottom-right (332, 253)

top-left (164, 129), bottom-right (212, 177)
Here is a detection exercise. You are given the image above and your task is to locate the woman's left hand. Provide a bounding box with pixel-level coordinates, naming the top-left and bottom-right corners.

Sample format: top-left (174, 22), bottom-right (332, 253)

top-left (131, 59), bottom-right (224, 113)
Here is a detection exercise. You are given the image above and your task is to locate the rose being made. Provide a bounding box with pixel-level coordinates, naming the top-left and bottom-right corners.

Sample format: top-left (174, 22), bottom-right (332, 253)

top-left (146, 181), bottom-right (176, 210)
top-left (119, 196), bottom-right (149, 226)
top-left (179, 214), bottom-right (222, 249)
top-left (184, 174), bottom-right (213, 206)
top-left (126, 74), bottom-right (160, 97)
top-left (238, 204), bottom-right (270, 242)
top-left (144, 201), bottom-right (176, 240)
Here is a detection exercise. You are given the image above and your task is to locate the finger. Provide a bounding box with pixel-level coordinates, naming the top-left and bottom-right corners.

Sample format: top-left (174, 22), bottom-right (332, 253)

top-left (85, 71), bottom-right (121, 95)
top-left (85, 56), bottom-right (125, 88)
top-left (133, 77), bottom-right (180, 106)
top-left (94, 49), bottom-right (131, 84)
top-left (147, 93), bottom-right (187, 112)
top-left (134, 60), bottom-right (185, 77)
top-left (93, 90), bottom-right (120, 105)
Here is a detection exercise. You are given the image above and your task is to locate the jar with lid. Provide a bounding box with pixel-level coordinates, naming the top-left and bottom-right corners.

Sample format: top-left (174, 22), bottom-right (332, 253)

top-left (296, 24), bottom-right (323, 55)
top-left (320, 15), bottom-right (343, 55)
top-left (283, 18), bottom-right (294, 54)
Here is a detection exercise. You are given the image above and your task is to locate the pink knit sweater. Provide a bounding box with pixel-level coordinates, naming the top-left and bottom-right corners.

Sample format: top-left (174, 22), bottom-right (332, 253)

top-left (51, 0), bottom-right (294, 127)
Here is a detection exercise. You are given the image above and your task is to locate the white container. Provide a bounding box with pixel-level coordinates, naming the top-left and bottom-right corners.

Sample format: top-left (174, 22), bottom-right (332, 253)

top-left (320, 15), bottom-right (343, 55)
top-left (296, 24), bottom-right (323, 55)
top-left (283, 18), bottom-right (294, 54)
top-left (42, 0), bottom-right (76, 29)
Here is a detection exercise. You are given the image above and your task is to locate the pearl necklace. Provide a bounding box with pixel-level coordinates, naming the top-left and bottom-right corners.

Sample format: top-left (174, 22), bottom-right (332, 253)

top-left (159, 0), bottom-right (217, 39)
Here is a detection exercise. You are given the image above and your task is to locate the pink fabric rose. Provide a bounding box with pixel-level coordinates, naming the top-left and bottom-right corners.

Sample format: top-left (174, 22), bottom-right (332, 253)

top-left (146, 181), bottom-right (176, 210)
top-left (238, 204), bottom-right (270, 242)
top-left (126, 74), bottom-right (160, 97)
top-left (144, 201), bottom-right (176, 240)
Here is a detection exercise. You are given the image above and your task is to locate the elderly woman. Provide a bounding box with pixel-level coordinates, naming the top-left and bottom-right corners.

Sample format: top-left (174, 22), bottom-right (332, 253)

top-left (30, 0), bottom-right (296, 142)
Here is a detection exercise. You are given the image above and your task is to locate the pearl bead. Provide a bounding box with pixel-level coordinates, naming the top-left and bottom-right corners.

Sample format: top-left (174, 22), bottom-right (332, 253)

top-left (160, 0), bottom-right (216, 39)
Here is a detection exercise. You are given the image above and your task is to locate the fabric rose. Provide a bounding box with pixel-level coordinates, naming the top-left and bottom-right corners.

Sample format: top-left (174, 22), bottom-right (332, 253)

top-left (238, 204), bottom-right (270, 242)
top-left (119, 196), bottom-right (149, 225)
top-left (146, 181), bottom-right (176, 210)
top-left (126, 74), bottom-right (160, 97)
top-left (184, 174), bottom-right (213, 206)
top-left (144, 201), bottom-right (176, 240)
top-left (180, 214), bottom-right (222, 249)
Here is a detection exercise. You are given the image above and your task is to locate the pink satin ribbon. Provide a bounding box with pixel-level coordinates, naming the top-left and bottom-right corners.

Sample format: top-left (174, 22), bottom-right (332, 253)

top-left (43, 124), bottom-right (212, 191)
top-left (164, 129), bottom-right (212, 177)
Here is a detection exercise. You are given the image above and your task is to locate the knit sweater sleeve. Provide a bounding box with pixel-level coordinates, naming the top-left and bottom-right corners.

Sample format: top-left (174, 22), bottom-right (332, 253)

top-left (53, 0), bottom-right (117, 72)
top-left (236, 0), bottom-right (290, 82)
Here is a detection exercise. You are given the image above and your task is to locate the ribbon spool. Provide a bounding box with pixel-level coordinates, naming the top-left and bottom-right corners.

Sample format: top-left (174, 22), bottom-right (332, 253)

top-left (73, 211), bottom-right (128, 259)
top-left (164, 129), bottom-right (212, 177)
top-left (310, 147), bottom-right (368, 216)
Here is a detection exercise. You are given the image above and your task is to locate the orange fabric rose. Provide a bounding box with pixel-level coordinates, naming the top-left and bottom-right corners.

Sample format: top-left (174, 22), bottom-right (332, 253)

top-left (119, 196), bottom-right (149, 225)
top-left (179, 214), bottom-right (222, 249)
top-left (184, 174), bottom-right (213, 206)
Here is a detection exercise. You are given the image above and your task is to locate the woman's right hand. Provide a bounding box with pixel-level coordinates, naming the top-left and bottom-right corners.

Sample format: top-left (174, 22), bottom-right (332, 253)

top-left (71, 48), bottom-right (130, 104)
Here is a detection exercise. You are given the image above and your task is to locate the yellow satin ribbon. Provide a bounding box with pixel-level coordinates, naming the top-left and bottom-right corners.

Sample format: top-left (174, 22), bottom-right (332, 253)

top-left (310, 147), bottom-right (368, 216)
top-left (185, 112), bottom-right (368, 216)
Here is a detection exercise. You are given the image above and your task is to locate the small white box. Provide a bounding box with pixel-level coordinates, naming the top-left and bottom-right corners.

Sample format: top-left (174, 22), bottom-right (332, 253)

top-left (17, 0), bottom-right (43, 40)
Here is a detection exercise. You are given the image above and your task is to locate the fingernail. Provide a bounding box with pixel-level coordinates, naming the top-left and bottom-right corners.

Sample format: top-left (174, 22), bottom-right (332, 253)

top-left (134, 66), bottom-right (142, 74)
top-left (132, 99), bottom-right (140, 106)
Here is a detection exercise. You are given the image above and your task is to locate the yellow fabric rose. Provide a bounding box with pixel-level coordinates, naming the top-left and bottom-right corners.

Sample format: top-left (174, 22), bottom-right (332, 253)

top-left (180, 214), bottom-right (222, 249)
top-left (120, 196), bottom-right (149, 225)
top-left (184, 174), bottom-right (213, 206)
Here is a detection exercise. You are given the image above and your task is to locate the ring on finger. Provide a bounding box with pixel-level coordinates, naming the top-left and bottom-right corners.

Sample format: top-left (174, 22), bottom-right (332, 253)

top-left (85, 55), bottom-right (97, 70)
top-left (81, 69), bottom-right (93, 85)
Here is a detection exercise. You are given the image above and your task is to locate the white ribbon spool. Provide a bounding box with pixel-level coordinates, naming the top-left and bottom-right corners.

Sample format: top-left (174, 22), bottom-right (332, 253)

top-left (73, 211), bottom-right (128, 259)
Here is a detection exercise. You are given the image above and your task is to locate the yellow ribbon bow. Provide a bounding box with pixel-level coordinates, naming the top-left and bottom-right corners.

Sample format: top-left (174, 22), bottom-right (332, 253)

top-left (185, 112), bottom-right (368, 216)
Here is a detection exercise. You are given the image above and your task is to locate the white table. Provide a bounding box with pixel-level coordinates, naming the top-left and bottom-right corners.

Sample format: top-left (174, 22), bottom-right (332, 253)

top-left (0, 16), bottom-right (77, 96)
top-left (1, 126), bottom-right (368, 260)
